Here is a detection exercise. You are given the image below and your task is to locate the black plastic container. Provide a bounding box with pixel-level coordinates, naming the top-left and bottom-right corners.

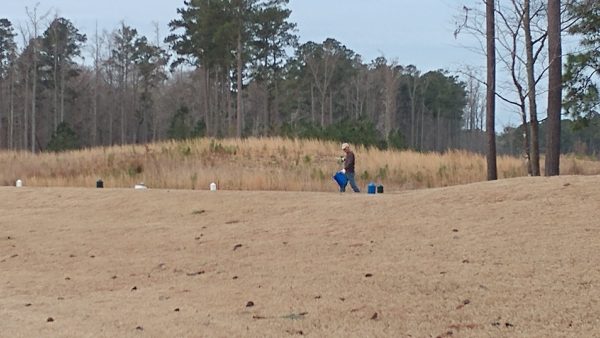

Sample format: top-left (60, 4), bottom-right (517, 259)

top-left (376, 184), bottom-right (384, 194)
top-left (96, 179), bottom-right (104, 188)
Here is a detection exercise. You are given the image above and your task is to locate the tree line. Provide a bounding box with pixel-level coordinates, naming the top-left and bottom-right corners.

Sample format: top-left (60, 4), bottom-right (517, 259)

top-left (0, 0), bottom-right (599, 160)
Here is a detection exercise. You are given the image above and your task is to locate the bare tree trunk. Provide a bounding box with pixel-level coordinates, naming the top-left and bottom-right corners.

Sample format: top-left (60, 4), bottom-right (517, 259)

top-left (436, 110), bottom-right (441, 151)
top-left (60, 64), bottom-right (65, 123)
top-left (486, 0), bottom-right (497, 180)
top-left (226, 72), bottom-right (233, 136)
top-left (365, 72), bottom-right (370, 121)
top-left (23, 70), bottom-right (29, 150)
top-left (203, 67), bottom-right (211, 137)
top-left (31, 46), bottom-right (37, 153)
top-left (92, 23), bottom-right (100, 146)
top-left (273, 75), bottom-right (280, 132)
top-left (329, 91), bottom-right (333, 125)
top-left (545, 0), bottom-right (561, 175)
top-left (524, 0), bottom-right (541, 176)
top-left (383, 65), bottom-right (398, 142)
top-left (354, 76), bottom-right (360, 119)
top-left (310, 85), bottom-right (315, 124)
top-left (25, 5), bottom-right (50, 152)
top-left (212, 69), bottom-right (218, 136)
top-left (320, 91), bottom-right (326, 128)
top-left (478, 98), bottom-right (484, 131)
top-left (420, 97), bottom-right (425, 151)
top-left (466, 85), bottom-right (474, 131)
top-left (262, 83), bottom-right (269, 135)
top-left (108, 85), bottom-right (113, 145)
top-left (104, 35), bottom-right (114, 145)
top-left (152, 22), bottom-right (162, 142)
top-left (121, 54), bottom-right (129, 145)
top-left (409, 78), bottom-right (418, 148)
top-left (218, 71), bottom-right (224, 136)
top-left (305, 48), bottom-right (339, 129)
top-left (132, 68), bottom-right (139, 143)
top-left (409, 83), bottom-right (418, 147)
top-left (53, 25), bottom-right (59, 130)
top-left (120, 90), bottom-right (126, 144)
top-left (520, 113), bottom-right (533, 175)
top-left (236, 33), bottom-right (243, 138)
top-left (9, 66), bottom-right (15, 149)
top-left (502, 2), bottom-right (533, 175)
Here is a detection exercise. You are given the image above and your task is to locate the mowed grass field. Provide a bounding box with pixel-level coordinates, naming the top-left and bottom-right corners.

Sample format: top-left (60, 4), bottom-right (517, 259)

top-left (1, 174), bottom-right (599, 337)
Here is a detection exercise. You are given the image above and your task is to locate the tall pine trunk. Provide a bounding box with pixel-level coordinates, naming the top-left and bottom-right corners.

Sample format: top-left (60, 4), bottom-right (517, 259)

top-left (31, 44), bottom-right (37, 153)
top-left (486, 0), bottom-right (497, 180)
top-left (545, 0), bottom-right (562, 175)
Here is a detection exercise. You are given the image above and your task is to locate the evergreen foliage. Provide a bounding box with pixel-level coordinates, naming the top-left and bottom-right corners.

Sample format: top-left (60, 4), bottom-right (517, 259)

top-left (47, 122), bottom-right (80, 152)
top-left (167, 106), bottom-right (192, 140)
top-left (564, 1), bottom-right (600, 120)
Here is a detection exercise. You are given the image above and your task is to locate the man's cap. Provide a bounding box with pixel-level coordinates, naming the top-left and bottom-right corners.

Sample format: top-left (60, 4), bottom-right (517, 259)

top-left (342, 143), bottom-right (350, 150)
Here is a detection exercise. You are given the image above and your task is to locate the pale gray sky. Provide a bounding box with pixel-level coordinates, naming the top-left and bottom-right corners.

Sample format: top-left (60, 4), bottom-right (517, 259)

top-left (4, 0), bottom-right (482, 70)
top-left (289, 0), bottom-right (482, 71)
top-left (5, 0), bottom-right (520, 125)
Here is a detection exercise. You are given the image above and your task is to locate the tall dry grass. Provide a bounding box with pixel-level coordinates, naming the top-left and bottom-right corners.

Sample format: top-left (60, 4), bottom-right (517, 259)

top-left (2, 137), bottom-right (599, 191)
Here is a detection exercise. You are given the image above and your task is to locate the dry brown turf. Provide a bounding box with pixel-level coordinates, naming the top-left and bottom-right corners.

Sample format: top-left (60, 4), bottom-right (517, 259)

top-left (1, 175), bottom-right (599, 338)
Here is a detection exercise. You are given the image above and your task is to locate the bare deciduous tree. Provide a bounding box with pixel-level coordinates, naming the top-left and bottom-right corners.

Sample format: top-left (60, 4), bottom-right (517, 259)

top-left (304, 40), bottom-right (340, 128)
top-left (25, 5), bottom-right (49, 152)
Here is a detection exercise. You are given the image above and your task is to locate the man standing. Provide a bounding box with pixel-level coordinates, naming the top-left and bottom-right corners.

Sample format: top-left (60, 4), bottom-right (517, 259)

top-left (341, 143), bottom-right (360, 192)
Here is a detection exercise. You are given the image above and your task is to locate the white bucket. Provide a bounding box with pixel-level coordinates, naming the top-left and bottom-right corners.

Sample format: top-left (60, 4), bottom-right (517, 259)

top-left (209, 182), bottom-right (217, 191)
top-left (16, 179), bottom-right (22, 187)
top-left (134, 183), bottom-right (148, 190)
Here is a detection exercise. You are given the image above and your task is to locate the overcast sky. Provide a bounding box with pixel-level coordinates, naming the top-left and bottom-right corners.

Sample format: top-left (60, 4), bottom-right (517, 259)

top-left (4, 0), bottom-right (520, 125)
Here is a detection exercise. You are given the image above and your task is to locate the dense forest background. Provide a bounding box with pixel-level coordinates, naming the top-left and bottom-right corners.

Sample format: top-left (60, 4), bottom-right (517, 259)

top-left (0, 0), bottom-right (599, 156)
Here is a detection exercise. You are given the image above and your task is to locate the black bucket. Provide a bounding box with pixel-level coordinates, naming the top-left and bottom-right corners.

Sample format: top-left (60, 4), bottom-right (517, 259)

top-left (376, 185), bottom-right (384, 194)
top-left (96, 179), bottom-right (104, 188)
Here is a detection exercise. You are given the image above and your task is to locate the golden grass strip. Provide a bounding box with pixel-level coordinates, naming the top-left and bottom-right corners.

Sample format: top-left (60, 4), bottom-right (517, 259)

top-left (1, 137), bottom-right (598, 191)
